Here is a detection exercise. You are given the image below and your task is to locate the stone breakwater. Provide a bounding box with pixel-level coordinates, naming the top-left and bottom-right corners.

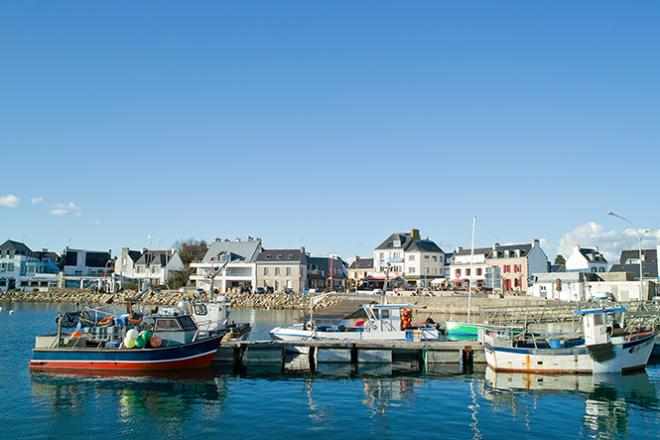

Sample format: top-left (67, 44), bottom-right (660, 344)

top-left (0, 288), bottom-right (342, 311)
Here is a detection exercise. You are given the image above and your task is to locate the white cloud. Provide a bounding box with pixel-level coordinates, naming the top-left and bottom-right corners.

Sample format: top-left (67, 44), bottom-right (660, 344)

top-left (0, 194), bottom-right (20, 208)
top-left (557, 222), bottom-right (660, 263)
top-left (31, 196), bottom-right (43, 205)
top-left (49, 202), bottom-right (82, 217)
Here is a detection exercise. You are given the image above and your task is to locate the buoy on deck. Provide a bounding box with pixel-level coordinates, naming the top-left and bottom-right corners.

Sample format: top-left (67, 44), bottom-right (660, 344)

top-left (9, 310), bottom-right (15, 315)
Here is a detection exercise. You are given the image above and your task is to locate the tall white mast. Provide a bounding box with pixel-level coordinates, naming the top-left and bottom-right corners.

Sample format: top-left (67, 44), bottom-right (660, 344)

top-left (467, 216), bottom-right (477, 323)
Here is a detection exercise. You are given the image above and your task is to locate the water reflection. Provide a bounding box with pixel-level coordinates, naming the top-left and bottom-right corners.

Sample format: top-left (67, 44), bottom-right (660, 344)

top-left (483, 368), bottom-right (659, 439)
top-left (31, 369), bottom-right (227, 435)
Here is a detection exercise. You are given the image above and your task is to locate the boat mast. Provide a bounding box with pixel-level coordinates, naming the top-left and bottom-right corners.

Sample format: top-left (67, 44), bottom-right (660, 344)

top-left (467, 216), bottom-right (477, 323)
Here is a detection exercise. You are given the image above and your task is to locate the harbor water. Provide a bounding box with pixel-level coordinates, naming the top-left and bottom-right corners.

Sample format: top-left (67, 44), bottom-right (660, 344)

top-left (2, 302), bottom-right (658, 439)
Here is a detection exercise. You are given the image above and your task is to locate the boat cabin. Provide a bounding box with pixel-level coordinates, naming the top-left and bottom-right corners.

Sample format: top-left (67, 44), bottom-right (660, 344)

top-left (575, 306), bottom-right (626, 346)
top-left (191, 298), bottom-right (230, 332)
top-left (362, 304), bottom-right (411, 332)
top-left (149, 315), bottom-right (199, 346)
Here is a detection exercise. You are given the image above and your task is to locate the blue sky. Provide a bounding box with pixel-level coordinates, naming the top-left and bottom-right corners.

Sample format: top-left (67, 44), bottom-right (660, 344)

top-left (1, 1), bottom-right (659, 261)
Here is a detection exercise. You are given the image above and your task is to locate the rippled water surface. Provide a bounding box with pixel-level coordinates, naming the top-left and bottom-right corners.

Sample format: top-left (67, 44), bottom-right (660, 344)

top-left (1, 302), bottom-right (658, 439)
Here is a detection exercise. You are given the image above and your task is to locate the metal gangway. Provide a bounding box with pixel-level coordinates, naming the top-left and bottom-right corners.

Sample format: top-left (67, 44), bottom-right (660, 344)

top-left (479, 300), bottom-right (660, 333)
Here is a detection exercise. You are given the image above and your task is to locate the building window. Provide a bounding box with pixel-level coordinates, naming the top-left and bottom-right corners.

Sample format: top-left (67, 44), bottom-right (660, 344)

top-left (455, 269), bottom-right (461, 277)
top-left (409, 255), bottom-right (415, 261)
top-left (275, 268), bottom-right (280, 276)
top-left (264, 267), bottom-right (269, 276)
top-left (286, 267), bottom-right (291, 276)
top-left (466, 268), bottom-right (471, 276)
top-left (410, 267), bottom-right (415, 274)
top-left (432, 256), bottom-right (437, 262)
top-left (424, 255), bottom-right (430, 260)
top-left (476, 268), bottom-right (482, 276)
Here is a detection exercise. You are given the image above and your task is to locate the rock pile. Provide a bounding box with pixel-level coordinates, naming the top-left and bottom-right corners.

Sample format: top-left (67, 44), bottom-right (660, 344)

top-left (0, 288), bottom-right (342, 311)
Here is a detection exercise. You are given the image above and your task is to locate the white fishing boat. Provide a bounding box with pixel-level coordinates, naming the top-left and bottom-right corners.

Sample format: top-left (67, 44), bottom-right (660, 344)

top-left (483, 307), bottom-right (655, 374)
top-left (270, 303), bottom-right (440, 342)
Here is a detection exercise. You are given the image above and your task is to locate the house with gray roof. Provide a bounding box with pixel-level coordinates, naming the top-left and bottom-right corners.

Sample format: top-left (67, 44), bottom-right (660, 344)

top-left (0, 239), bottom-right (60, 292)
top-left (450, 246), bottom-right (493, 287)
top-left (114, 247), bottom-right (144, 281)
top-left (348, 257), bottom-right (374, 288)
top-left (308, 254), bottom-right (348, 291)
top-left (190, 237), bottom-right (263, 293)
top-left (565, 245), bottom-right (608, 273)
top-left (132, 249), bottom-right (184, 287)
top-left (372, 228), bottom-right (445, 288)
top-left (256, 248), bottom-right (308, 293)
top-left (609, 246), bottom-right (659, 280)
top-left (486, 240), bottom-right (548, 293)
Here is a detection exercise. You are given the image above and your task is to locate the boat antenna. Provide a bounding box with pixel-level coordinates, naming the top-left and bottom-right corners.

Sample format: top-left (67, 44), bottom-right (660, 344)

top-left (467, 216), bottom-right (477, 323)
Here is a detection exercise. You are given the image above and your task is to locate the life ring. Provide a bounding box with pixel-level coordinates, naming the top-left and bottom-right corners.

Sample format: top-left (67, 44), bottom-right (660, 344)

top-left (98, 316), bottom-right (113, 326)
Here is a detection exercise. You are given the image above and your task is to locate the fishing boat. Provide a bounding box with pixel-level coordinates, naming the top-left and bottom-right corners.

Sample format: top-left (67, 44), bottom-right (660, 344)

top-left (483, 307), bottom-right (656, 374)
top-left (270, 303), bottom-right (440, 342)
top-left (29, 309), bottom-right (225, 372)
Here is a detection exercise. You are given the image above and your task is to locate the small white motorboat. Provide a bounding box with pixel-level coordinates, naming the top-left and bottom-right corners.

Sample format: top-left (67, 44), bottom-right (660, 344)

top-left (483, 307), bottom-right (655, 374)
top-left (270, 303), bottom-right (440, 342)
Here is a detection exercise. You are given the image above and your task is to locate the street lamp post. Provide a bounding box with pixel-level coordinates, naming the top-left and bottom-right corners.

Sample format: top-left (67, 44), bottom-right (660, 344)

top-left (608, 211), bottom-right (647, 299)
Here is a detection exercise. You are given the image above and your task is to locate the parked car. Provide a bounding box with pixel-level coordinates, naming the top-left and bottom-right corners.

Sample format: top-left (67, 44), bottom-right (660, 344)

top-left (372, 288), bottom-right (384, 295)
top-left (588, 291), bottom-right (616, 302)
top-left (195, 288), bottom-right (205, 296)
top-left (255, 287), bottom-right (266, 294)
top-left (152, 287), bottom-right (161, 294)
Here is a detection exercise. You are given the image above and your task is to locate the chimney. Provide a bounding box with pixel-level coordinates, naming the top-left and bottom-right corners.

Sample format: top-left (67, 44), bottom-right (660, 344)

top-left (300, 247), bottom-right (306, 255)
top-left (411, 228), bottom-right (421, 241)
top-left (532, 239), bottom-right (540, 248)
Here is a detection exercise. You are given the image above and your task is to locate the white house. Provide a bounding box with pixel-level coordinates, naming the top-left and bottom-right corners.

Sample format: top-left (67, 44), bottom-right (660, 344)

top-left (530, 272), bottom-right (594, 301)
top-left (373, 228), bottom-right (444, 287)
top-left (530, 271), bottom-right (656, 302)
top-left (190, 237), bottom-right (262, 293)
top-left (450, 247), bottom-right (491, 286)
top-left (565, 245), bottom-right (608, 273)
top-left (0, 240), bottom-right (60, 292)
top-left (133, 249), bottom-right (185, 287)
top-left (114, 248), bottom-right (144, 281)
top-left (60, 247), bottom-right (114, 289)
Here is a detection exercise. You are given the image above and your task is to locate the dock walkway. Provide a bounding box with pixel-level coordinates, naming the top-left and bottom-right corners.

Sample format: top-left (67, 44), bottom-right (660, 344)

top-left (216, 339), bottom-right (484, 373)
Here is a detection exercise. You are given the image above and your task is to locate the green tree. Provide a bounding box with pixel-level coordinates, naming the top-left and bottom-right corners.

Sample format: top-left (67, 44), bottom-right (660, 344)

top-left (171, 239), bottom-right (209, 287)
top-left (554, 254), bottom-right (566, 270)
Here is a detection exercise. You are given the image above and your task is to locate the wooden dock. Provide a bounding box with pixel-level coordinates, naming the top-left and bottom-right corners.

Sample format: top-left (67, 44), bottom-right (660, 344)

top-left (215, 339), bottom-right (484, 373)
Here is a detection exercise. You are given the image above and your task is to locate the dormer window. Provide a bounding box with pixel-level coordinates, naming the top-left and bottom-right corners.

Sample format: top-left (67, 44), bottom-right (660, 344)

top-left (393, 239), bottom-right (401, 248)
